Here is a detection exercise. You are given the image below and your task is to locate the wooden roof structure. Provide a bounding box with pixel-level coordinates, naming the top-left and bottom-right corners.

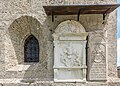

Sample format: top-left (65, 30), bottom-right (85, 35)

top-left (43, 4), bottom-right (120, 21)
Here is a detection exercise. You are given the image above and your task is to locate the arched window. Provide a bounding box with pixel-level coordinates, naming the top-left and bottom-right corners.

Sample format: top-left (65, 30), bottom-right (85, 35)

top-left (24, 35), bottom-right (39, 62)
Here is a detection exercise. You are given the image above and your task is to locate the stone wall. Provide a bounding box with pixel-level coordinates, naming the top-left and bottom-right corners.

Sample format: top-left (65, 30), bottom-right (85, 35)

top-left (0, 0), bottom-right (119, 85)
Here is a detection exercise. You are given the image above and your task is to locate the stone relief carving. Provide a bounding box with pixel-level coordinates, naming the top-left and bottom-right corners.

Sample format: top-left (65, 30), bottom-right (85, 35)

top-left (91, 43), bottom-right (105, 63)
top-left (55, 20), bottom-right (85, 35)
top-left (53, 20), bottom-right (88, 82)
top-left (89, 31), bottom-right (106, 43)
top-left (88, 32), bottom-right (107, 80)
top-left (60, 44), bottom-right (81, 67)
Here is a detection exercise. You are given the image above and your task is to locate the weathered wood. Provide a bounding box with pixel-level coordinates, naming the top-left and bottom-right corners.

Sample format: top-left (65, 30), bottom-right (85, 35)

top-left (43, 4), bottom-right (120, 15)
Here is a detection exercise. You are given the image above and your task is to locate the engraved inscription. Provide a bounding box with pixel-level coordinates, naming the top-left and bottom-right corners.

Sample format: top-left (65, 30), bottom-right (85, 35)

top-left (89, 63), bottom-right (106, 80)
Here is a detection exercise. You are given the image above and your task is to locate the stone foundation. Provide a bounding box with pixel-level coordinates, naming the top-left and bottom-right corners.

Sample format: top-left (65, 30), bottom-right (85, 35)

top-left (0, 80), bottom-right (120, 86)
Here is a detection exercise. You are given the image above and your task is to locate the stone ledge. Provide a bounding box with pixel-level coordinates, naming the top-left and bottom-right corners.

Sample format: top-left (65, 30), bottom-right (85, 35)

top-left (1, 79), bottom-right (120, 86)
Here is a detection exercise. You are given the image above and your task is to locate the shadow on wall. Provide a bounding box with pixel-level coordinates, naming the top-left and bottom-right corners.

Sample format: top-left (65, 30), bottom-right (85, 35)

top-left (6, 16), bottom-right (50, 80)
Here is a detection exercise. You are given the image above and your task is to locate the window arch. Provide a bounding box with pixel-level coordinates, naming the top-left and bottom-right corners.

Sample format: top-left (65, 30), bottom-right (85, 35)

top-left (24, 35), bottom-right (39, 62)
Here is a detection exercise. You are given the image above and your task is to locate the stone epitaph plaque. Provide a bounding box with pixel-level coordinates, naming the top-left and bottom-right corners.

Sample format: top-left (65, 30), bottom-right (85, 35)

top-left (87, 32), bottom-right (107, 81)
top-left (53, 20), bottom-right (88, 82)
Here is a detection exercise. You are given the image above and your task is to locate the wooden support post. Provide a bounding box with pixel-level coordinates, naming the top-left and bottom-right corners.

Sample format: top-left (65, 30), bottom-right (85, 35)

top-left (77, 10), bottom-right (81, 21)
top-left (103, 8), bottom-right (110, 20)
top-left (103, 13), bottom-right (106, 20)
top-left (51, 11), bottom-right (54, 22)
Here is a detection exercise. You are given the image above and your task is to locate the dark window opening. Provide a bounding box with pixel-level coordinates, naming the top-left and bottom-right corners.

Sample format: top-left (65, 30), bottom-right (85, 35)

top-left (24, 35), bottom-right (39, 62)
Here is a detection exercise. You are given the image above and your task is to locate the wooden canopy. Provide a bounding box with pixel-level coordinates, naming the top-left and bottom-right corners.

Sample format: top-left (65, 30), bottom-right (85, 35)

top-left (43, 4), bottom-right (120, 15)
top-left (43, 4), bottom-right (120, 21)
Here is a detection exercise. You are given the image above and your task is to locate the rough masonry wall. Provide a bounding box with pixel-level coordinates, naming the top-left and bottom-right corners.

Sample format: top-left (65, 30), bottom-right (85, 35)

top-left (0, 0), bottom-right (118, 85)
top-left (4, 16), bottom-right (53, 80)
